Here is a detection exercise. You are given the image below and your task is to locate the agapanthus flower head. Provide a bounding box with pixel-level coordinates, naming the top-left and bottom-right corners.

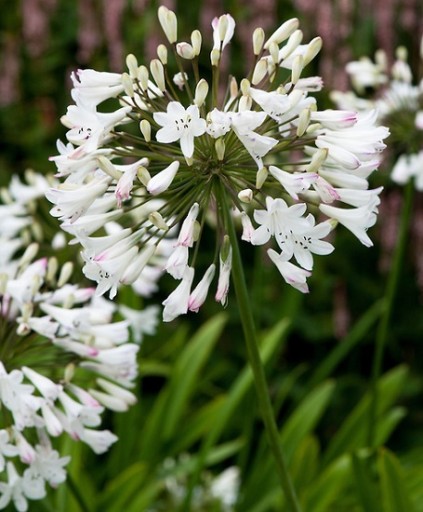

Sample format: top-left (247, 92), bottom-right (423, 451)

top-left (48, 7), bottom-right (388, 321)
top-left (331, 37), bottom-right (423, 188)
top-left (0, 171), bottom-right (158, 509)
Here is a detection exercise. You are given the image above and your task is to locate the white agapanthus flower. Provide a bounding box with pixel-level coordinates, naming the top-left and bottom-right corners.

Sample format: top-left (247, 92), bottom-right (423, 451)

top-left (331, 38), bottom-right (423, 188)
top-left (48, 6), bottom-right (388, 321)
top-left (0, 171), bottom-right (159, 508)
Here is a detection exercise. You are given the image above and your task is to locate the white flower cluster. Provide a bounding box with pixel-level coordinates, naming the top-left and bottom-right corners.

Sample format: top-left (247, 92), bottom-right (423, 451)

top-left (0, 171), bottom-right (155, 511)
top-left (331, 39), bottom-right (423, 188)
top-left (48, 7), bottom-right (389, 322)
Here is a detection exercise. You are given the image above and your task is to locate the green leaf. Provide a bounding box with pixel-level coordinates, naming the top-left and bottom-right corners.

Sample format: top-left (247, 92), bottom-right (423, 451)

top-left (281, 380), bottom-right (336, 462)
top-left (303, 455), bottom-right (351, 512)
top-left (162, 313), bottom-right (227, 439)
top-left (379, 448), bottom-right (415, 512)
top-left (351, 451), bottom-right (381, 512)
top-left (323, 365), bottom-right (408, 465)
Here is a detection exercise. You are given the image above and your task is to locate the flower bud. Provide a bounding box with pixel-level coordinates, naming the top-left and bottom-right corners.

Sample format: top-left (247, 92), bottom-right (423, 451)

top-left (158, 6), bottom-right (177, 44)
top-left (150, 59), bottom-right (166, 92)
top-left (140, 119), bottom-right (151, 142)
top-left (19, 243), bottom-right (38, 268)
top-left (147, 161), bottom-right (180, 195)
top-left (30, 222), bottom-right (43, 242)
top-left (191, 30), bottom-right (202, 56)
top-left (0, 273), bottom-right (8, 295)
top-left (215, 139), bottom-right (225, 161)
top-left (240, 78), bottom-right (250, 96)
top-left (157, 44), bottom-right (168, 65)
top-left (122, 72), bottom-right (134, 97)
top-left (269, 42), bottom-right (279, 65)
top-left (138, 65), bottom-right (149, 91)
top-left (46, 257), bottom-right (58, 284)
top-left (305, 148), bottom-right (328, 173)
top-left (177, 42), bottom-right (195, 60)
top-left (256, 167), bottom-right (268, 189)
top-left (210, 48), bottom-right (220, 67)
top-left (126, 54), bottom-right (138, 77)
top-left (229, 76), bottom-right (238, 99)
top-left (264, 17), bottom-right (299, 49)
top-left (291, 55), bottom-right (304, 85)
top-left (253, 27), bottom-right (265, 55)
top-left (303, 37), bottom-right (322, 66)
top-left (296, 108), bottom-right (311, 137)
top-left (194, 79), bottom-right (209, 107)
top-left (252, 59), bottom-right (268, 85)
top-left (137, 166), bottom-right (151, 187)
top-left (64, 363), bottom-right (75, 383)
top-left (149, 211), bottom-right (169, 231)
top-left (58, 261), bottom-right (74, 288)
top-left (188, 264), bottom-right (216, 313)
top-left (238, 188), bottom-right (253, 203)
top-left (97, 156), bottom-right (122, 180)
top-left (239, 95), bottom-right (252, 111)
top-left (279, 29), bottom-right (303, 61)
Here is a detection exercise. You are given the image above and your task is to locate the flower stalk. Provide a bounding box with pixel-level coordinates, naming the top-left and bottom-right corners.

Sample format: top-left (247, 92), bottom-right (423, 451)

top-left (220, 182), bottom-right (301, 512)
top-left (368, 179), bottom-right (414, 447)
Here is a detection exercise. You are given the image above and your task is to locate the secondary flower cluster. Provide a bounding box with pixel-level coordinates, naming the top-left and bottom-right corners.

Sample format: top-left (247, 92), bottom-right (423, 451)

top-left (48, 7), bottom-right (389, 321)
top-left (331, 38), bottom-right (423, 188)
top-left (0, 171), bottom-right (154, 511)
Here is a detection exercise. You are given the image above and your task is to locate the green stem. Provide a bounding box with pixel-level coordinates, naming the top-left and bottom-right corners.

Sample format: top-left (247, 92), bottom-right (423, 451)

top-left (368, 180), bottom-right (414, 447)
top-left (219, 183), bottom-right (301, 512)
top-left (67, 473), bottom-right (91, 512)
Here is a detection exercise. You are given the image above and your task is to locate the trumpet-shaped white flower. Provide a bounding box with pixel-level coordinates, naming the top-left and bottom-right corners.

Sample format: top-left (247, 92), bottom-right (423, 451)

top-left (154, 102), bottom-right (206, 158)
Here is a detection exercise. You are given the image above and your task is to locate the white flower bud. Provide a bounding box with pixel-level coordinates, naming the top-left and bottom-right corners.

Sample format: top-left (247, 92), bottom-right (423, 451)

top-left (239, 95), bottom-right (252, 111)
top-left (157, 44), bottom-right (168, 65)
top-left (19, 242), bottom-right (38, 268)
top-left (148, 211), bottom-right (169, 231)
top-left (279, 30), bottom-right (303, 61)
top-left (238, 188), bottom-right (253, 203)
top-left (147, 161), bottom-right (180, 195)
top-left (0, 273), bottom-right (8, 295)
top-left (303, 37), bottom-right (322, 66)
top-left (305, 148), bottom-right (328, 173)
top-left (150, 59), bottom-right (166, 92)
top-left (229, 76), bottom-right (238, 99)
top-left (126, 53), bottom-right (138, 77)
top-left (58, 261), bottom-right (74, 287)
top-left (291, 55), bottom-right (304, 85)
top-left (30, 222), bottom-right (43, 242)
top-left (173, 71), bottom-right (188, 90)
top-left (194, 79), bottom-right (209, 107)
top-left (64, 363), bottom-right (75, 383)
top-left (269, 42), bottom-right (279, 65)
top-left (256, 167), bottom-right (268, 189)
top-left (177, 42), bottom-right (195, 60)
top-left (188, 264), bottom-right (216, 313)
top-left (264, 18), bottom-right (299, 49)
top-left (158, 6), bottom-right (177, 44)
top-left (252, 59), bottom-right (268, 85)
top-left (215, 139), bottom-right (225, 161)
top-left (140, 119), bottom-right (151, 142)
top-left (97, 156), bottom-right (122, 180)
top-left (253, 27), bottom-right (265, 55)
top-left (191, 30), bottom-right (202, 56)
top-left (240, 79), bottom-right (250, 96)
top-left (122, 72), bottom-right (134, 97)
top-left (296, 108), bottom-right (311, 137)
top-left (137, 166), bottom-right (151, 186)
top-left (211, 48), bottom-right (220, 67)
top-left (46, 256), bottom-right (58, 283)
top-left (138, 65), bottom-right (149, 91)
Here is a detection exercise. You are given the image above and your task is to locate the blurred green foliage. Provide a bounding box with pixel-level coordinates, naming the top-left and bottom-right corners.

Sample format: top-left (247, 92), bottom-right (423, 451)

top-left (0, 1), bottom-right (422, 510)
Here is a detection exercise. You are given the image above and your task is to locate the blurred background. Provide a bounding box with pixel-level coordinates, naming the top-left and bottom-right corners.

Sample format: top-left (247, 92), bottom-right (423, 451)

top-left (1, 1), bottom-right (423, 510)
